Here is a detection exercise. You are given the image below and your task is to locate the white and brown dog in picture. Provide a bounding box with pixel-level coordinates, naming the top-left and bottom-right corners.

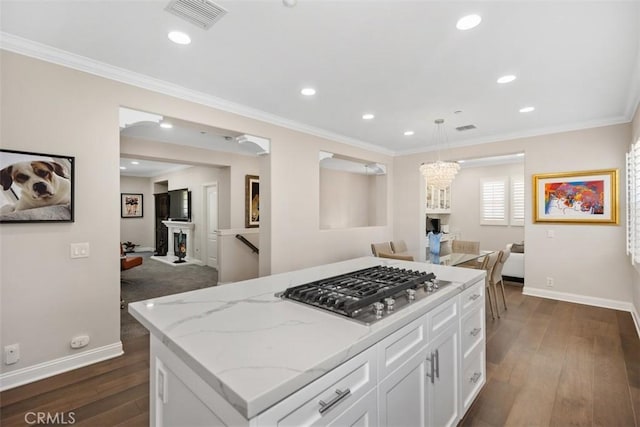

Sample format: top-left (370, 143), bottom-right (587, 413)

top-left (0, 161), bottom-right (71, 213)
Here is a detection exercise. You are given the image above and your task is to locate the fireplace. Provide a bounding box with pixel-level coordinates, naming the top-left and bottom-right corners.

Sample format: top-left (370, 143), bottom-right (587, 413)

top-left (149, 221), bottom-right (199, 267)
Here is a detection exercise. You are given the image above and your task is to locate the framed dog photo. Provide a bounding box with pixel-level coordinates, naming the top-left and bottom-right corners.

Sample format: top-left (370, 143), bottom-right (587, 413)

top-left (121, 193), bottom-right (143, 218)
top-left (0, 149), bottom-right (75, 223)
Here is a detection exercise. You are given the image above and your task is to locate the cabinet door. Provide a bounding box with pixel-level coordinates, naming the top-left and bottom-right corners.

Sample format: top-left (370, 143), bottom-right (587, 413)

top-left (378, 347), bottom-right (428, 427)
top-left (427, 323), bottom-right (460, 427)
top-left (327, 388), bottom-right (378, 427)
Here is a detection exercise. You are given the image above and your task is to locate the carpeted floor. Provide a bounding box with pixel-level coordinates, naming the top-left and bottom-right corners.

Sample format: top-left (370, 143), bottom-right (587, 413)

top-left (120, 252), bottom-right (218, 340)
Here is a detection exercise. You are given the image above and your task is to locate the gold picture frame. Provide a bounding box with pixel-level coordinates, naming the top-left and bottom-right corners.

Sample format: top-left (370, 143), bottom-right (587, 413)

top-left (245, 175), bottom-right (259, 228)
top-left (532, 168), bottom-right (618, 224)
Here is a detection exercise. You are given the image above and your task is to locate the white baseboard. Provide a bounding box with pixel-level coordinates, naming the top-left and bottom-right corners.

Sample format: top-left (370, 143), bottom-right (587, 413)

top-left (0, 341), bottom-right (123, 391)
top-left (632, 305), bottom-right (640, 340)
top-left (523, 286), bottom-right (640, 339)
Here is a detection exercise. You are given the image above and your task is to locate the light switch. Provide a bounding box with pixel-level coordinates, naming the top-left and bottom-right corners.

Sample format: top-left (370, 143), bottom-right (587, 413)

top-left (547, 230), bottom-right (555, 238)
top-left (70, 242), bottom-right (90, 259)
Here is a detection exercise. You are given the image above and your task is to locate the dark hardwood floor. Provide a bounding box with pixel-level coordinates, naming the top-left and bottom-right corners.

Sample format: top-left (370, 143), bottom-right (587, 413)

top-left (1, 284), bottom-right (638, 426)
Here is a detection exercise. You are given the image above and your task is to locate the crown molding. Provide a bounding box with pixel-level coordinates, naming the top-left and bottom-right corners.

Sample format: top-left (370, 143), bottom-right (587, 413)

top-left (395, 115), bottom-right (631, 157)
top-left (0, 32), bottom-right (394, 157)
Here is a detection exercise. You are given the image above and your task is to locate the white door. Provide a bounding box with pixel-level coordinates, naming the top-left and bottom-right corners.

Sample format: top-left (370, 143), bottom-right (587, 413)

top-left (205, 183), bottom-right (218, 268)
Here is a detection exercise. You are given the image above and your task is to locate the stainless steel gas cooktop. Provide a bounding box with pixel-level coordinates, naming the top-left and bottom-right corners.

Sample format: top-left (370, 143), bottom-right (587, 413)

top-left (278, 265), bottom-right (452, 325)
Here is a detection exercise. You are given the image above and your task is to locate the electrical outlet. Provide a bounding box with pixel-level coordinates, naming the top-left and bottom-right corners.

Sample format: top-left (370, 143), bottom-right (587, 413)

top-left (4, 344), bottom-right (20, 365)
top-left (70, 335), bottom-right (90, 349)
top-left (546, 277), bottom-right (554, 288)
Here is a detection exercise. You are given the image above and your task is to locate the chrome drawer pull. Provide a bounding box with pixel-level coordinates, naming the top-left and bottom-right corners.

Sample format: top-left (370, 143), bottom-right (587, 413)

top-left (435, 349), bottom-right (440, 379)
top-left (318, 388), bottom-right (351, 415)
top-left (470, 327), bottom-right (482, 337)
top-left (470, 372), bottom-right (482, 384)
top-left (469, 294), bottom-right (481, 301)
top-left (426, 353), bottom-right (435, 384)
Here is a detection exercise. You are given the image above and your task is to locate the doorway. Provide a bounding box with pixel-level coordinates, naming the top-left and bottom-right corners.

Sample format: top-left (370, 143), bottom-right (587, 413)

top-left (203, 182), bottom-right (218, 268)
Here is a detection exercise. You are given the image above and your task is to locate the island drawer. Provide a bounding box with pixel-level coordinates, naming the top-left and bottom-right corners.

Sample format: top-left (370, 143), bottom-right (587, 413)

top-left (257, 345), bottom-right (377, 427)
top-left (377, 313), bottom-right (427, 379)
top-left (427, 294), bottom-right (459, 337)
top-left (459, 280), bottom-right (484, 313)
top-left (461, 343), bottom-right (485, 412)
top-left (461, 305), bottom-right (484, 360)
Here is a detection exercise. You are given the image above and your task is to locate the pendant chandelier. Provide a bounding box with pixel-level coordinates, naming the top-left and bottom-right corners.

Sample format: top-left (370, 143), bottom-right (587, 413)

top-left (419, 119), bottom-right (460, 189)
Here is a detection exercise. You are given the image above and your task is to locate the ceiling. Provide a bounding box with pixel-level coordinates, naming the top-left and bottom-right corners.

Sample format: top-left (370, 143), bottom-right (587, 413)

top-left (1, 1), bottom-right (639, 155)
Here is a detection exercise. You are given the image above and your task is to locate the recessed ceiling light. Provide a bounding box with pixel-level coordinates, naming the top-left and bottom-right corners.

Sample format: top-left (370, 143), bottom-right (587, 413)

top-left (456, 14), bottom-right (482, 30)
top-left (519, 106), bottom-right (535, 113)
top-left (120, 166), bottom-right (126, 170)
top-left (362, 113), bottom-right (375, 120)
top-left (168, 31), bottom-right (191, 45)
top-left (301, 87), bottom-right (316, 96)
top-left (497, 75), bottom-right (517, 84)
top-left (404, 131), bottom-right (415, 136)
top-left (160, 122), bottom-right (173, 129)
top-left (131, 161), bottom-right (139, 165)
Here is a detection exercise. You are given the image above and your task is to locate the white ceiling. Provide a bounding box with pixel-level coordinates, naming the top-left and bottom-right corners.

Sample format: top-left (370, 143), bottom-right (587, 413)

top-left (1, 1), bottom-right (639, 155)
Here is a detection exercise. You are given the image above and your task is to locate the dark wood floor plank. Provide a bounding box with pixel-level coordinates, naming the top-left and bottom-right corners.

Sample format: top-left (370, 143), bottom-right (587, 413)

top-left (621, 329), bottom-right (640, 389)
top-left (65, 383), bottom-right (148, 426)
top-left (549, 335), bottom-right (594, 427)
top-left (593, 334), bottom-right (636, 427)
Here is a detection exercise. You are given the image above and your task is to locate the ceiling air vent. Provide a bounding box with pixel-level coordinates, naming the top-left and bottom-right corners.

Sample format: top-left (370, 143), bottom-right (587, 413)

top-left (456, 124), bottom-right (477, 132)
top-left (165, 0), bottom-right (227, 30)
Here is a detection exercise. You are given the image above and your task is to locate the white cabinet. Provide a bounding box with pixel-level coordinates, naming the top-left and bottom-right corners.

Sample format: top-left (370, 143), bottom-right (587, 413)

top-left (327, 388), bottom-right (378, 427)
top-left (426, 185), bottom-right (451, 214)
top-left (378, 348), bottom-right (428, 427)
top-left (426, 323), bottom-right (459, 427)
top-left (458, 281), bottom-right (486, 412)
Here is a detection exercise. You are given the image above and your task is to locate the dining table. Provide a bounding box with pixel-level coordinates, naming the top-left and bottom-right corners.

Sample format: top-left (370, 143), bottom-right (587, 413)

top-left (424, 250), bottom-right (494, 268)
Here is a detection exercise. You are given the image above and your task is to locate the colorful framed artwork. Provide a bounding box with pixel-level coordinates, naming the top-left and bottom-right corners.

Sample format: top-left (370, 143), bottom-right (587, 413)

top-left (0, 148), bottom-right (75, 223)
top-left (533, 169), bottom-right (618, 224)
top-left (245, 175), bottom-right (259, 228)
top-left (121, 193), bottom-right (143, 218)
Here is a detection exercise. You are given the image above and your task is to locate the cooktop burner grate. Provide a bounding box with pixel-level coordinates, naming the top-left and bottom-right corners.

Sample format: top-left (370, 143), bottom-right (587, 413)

top-left (280, 265), bottom-right (447, 323)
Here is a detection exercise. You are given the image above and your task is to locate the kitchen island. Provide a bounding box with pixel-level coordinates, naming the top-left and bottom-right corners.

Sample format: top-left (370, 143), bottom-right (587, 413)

top-left (129, 256), bottom-right (486, 426)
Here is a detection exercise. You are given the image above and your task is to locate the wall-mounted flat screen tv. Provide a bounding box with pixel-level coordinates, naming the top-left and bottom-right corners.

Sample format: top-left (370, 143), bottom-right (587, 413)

top-left (168, 188), bottom-right (191, 222)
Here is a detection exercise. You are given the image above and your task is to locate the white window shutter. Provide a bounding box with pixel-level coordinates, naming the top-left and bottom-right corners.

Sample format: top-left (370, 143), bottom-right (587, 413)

top-left (481, 178), bottom-right (508, 225)
top-left (511, 178), bottom-right (525, 226)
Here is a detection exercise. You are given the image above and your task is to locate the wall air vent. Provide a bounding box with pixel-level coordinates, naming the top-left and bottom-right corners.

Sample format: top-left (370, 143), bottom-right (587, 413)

top-left (455, 124), bottom-right (477, 132)
top-left (165, 0), bottom-right (227, 30)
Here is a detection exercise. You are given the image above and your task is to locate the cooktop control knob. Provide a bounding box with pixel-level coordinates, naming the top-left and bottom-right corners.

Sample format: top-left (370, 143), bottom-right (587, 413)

top-left (373, 302), bottom-right (384, 319)
top-left (432, 279), bottom-right (440, 290)
top-left (406, 289), bottom-right (416, 301)
top-left (384, 297), bottom-right (395, 312)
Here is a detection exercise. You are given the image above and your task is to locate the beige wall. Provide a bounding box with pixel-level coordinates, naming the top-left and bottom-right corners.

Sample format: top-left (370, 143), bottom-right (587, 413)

top-left (0, 50), bottom-right (393, 381)
top-left (119, 176), bottom-right (154, 249)
top-left (448, 162), bottom-right (525, 250)
top-left (320, 169), bottom-right (380, 229)
top-left (395, 123), bottom-right (633, 304)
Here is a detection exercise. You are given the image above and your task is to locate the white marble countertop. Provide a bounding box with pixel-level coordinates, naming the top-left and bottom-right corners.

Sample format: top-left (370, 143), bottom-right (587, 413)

top-left (129, 256), bottom-right (484, 419)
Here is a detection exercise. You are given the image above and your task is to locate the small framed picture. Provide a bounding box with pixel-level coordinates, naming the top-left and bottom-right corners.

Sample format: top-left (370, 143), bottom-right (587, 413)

top-left (121, 193), bottom-right (143, 218)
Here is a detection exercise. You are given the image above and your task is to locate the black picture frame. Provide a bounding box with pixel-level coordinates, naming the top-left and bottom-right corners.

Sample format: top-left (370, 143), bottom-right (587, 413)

top-left (0, 149), bottom-right (75, 223)
top-left (121, 193), bottom-right (143, 218)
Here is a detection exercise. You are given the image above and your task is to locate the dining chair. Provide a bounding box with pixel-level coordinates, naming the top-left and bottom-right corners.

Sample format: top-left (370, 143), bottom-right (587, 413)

top-left (390, 240), bottom-right (408, 253)
top-left (378, 252), bottom-right (414, 261)
top-left (481, 251), bottom-right (500, 319)
top-left (490, 248), bottom-right (510, 315)
top-left (371, 242), bottom-right (393, 256)
top-left (451, 240), bottom-right (480, 254)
